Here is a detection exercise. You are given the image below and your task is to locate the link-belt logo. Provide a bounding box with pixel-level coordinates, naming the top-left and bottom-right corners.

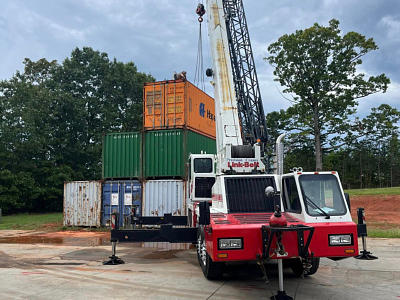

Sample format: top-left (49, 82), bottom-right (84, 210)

top-left (199, 103), bottom-right (215, 121)
top-left (227, 161), bottom-right (259, 168)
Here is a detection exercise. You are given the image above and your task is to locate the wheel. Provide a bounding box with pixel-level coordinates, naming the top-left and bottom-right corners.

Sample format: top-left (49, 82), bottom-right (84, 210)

top-left (290, 257), bottom-right (320, 277)
top-left (197, 227), bottom-right (224, 280)
top-left (289, 258), bottom-right (304, 277)
top-left (305, 257), bottom-right (320, 275)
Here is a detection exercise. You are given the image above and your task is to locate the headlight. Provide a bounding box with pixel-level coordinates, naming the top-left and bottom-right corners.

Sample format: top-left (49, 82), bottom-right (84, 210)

top-left (218, 238), bottom-right (243, 250)
top-left (329, 234), bottom-right (353, 246)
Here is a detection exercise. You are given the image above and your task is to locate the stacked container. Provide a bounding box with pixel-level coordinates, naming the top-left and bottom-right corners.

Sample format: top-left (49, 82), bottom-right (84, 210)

top-left (102, 79), bottom-right (216, 221)
top-left (102, 132), bottom-right (142, 179)
top-left (142, 80), bottom-right (216, 217)
top-left (143, 79), bottom-right (216, 138)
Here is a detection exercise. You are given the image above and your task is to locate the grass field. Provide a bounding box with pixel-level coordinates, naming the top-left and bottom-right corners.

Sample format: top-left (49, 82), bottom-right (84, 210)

top-left (368, 228), bottom-right (400, 238)
top-left (345, 186), bottom-right (400, 196)
top-left (0, 213), bottom-right (62, 230)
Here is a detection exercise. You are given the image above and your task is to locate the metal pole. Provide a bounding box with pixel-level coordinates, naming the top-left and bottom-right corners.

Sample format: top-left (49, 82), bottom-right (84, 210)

top-left (275, 133), bottom-right (286, 175)
top-left (278, 259), bottom-right (284, 292)
top-left (111, 241), bottom-right (117, 256)
top-left (362, 236), bottom-right (367, 252)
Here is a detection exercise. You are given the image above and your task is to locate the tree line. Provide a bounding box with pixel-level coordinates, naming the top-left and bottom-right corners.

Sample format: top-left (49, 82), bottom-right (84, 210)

top-left (265, 19), bottom-right (399, 189)
top-left (266, 104), bottom-right (400, 189)
top-left (0, 47), bottom-right (154, 214)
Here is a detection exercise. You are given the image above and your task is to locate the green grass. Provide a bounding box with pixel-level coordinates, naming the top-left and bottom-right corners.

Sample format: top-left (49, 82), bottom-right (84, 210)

top-left (0, 213), bottom-right (62, 230)
top-left (345, 186), bottom-right (400, 196)
top-left (368, 228), bottom-right (400, 238)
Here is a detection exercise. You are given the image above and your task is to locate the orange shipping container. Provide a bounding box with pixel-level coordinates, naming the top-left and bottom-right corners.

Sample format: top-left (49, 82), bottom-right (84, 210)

top-left (143, 80), bottom-right (216, 139)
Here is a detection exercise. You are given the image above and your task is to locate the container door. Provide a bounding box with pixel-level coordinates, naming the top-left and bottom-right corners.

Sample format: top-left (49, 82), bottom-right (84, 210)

top-left (143, 180), bottom-right (185, 216)
top-left (120, 181), bottom-right (142, 227)
top-left (102, 182), bottom-right (120, 227)
top-left (144, 84), bottom-right (165, 129)
top-left (165, 82), bottom-right (185, 127)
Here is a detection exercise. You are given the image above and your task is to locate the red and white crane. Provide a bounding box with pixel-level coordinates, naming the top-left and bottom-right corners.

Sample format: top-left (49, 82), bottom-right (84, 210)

top-left (106, 1), bottom-right (376, 299)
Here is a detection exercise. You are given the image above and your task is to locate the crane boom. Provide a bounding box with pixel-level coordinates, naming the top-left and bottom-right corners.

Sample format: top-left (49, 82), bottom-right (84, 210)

top-left (206, 0), bottom-right (243, 155)
top-left (222, 0), bottom-right (268, 147)
top-left (206, 0), bottom-right (265, 174)
top-left (206, 0), bottom-right (267, 156)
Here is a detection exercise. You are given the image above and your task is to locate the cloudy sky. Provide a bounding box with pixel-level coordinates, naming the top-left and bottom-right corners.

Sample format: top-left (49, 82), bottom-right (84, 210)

top-left (0, 0), bottom-right (399, 116)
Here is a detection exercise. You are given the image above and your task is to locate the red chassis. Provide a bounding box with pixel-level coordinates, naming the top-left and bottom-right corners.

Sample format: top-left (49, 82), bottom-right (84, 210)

top-left (205, 212), bottom-right (359, 262)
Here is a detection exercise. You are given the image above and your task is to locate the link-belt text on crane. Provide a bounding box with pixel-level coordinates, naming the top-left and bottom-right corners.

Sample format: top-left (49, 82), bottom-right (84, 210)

top-left (227, 161), bottom-right (260, 168)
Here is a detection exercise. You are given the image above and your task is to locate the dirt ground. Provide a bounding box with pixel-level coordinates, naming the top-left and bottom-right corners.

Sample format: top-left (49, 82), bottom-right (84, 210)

top-left (0, 230), bottom-right (110, 247)
top-left (350, 195), bottom-right (400, 228)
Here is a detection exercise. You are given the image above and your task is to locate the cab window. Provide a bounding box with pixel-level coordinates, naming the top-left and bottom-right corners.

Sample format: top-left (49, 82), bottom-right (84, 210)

top-left (194, 158), bottom-right (213, 173)
top-left (282, 177), bottom-right (302, 213)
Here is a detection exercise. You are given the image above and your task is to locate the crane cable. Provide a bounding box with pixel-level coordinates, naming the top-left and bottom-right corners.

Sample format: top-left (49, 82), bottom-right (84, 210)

top-left (194, 3), bottom-right (206, 91)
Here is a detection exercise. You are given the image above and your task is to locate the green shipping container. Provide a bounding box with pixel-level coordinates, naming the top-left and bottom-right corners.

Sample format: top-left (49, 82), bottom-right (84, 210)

top-left (144, 129), bottom-right (216, 178)
top-left (102, 132), bottom-right (142, 179)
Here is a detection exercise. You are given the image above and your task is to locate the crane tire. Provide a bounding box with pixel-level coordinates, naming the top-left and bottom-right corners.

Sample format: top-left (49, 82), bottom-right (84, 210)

top-left (197, 227), bottom-right (224, 280)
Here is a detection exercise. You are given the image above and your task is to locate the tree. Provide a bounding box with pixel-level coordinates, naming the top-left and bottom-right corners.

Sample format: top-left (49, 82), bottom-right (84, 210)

top-left (266, 19), bottom-right (390, 170)
top-left (0, 47), bottom-right (154, 213)
top-left (359, 104), bottom-right (400, 187)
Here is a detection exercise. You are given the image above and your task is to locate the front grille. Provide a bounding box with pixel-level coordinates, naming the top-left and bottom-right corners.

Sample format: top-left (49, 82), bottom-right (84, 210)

top-left (225, 177), bottom-right (276, 213)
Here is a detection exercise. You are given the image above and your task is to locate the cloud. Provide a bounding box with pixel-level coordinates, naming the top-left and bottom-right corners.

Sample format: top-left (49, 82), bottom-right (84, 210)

top-left (0, 0), bottom-right (398, 116)
top-left (379, 15), bottom-right (400, 41)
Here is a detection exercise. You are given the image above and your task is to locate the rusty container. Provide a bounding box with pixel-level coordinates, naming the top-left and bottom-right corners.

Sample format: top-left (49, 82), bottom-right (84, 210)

top-left (143, 80), bottom-right (216, 138)
top-left (63, 181), bottom-right (102, 227)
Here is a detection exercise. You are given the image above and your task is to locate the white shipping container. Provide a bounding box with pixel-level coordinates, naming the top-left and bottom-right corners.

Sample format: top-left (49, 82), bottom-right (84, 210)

top-left (63, 181), bottom-right (102, 227)
top-left (143, 180), bottom-right (186, 216)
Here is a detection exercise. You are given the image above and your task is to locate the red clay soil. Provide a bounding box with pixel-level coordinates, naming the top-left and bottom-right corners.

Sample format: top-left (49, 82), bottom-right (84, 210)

top-left (350, 195), bottom-right (400, 229)
top-left (0, 231), bottom-right (110, 246)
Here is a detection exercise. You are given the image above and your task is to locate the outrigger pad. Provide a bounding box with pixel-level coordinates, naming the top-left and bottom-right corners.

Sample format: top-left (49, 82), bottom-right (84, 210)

top-left (271, 290), bottom-right (293, 300)
top-left (355, 250), bottom-right (378, 260)
top-left (103, 255), bottom-right (125, 265)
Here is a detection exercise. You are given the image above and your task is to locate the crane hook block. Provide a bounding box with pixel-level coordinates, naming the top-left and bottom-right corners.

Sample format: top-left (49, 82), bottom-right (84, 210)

top-left (196, 3), bottom-right (206, 22)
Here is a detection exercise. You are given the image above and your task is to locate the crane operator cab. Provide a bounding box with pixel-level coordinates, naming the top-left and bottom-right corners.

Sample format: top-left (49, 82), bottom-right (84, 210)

top-left (187, 154), bottom-right (216, 226)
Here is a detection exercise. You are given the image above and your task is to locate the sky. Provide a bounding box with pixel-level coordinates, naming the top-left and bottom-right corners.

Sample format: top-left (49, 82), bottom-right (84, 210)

top-left (0, 0), bottom-right (399, 116)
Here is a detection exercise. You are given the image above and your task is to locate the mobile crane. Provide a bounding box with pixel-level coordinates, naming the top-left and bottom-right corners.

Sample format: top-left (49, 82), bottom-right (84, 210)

top-left (105, 1), bottom-right (374, 299)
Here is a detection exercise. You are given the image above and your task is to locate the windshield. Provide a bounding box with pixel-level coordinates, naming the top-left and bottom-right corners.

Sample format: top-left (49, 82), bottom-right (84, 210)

top-left (299, 174), bottom-right (347, 217)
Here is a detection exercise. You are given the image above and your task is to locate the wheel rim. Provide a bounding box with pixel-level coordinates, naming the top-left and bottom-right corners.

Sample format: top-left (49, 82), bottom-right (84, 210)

top-left (197, 235), bottom-right (207, 266)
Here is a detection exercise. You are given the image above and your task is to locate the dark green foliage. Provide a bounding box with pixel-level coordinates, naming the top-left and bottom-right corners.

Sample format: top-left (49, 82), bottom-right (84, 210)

top-left (266, 104), bottom-right (400, 189)
top-left (267, 19), bottom-right (390, 170)
top-left (0, 47), bottom-right (154, 214)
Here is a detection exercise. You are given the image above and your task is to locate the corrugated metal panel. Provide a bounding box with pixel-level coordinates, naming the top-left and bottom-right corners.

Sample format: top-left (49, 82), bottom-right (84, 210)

top-left (144, 129), bottom-right (184, 178)
top-left (63, 181), bottom-right (102, 227)
top-left (186, 129), bottom-right (217, 156)
top-left (102, 180), bottom-right (142, 227)
top-left (143, 129), bottom-right (216, 178)
top-left (143, 180), bottom-right (186, 216)
top-left (102, 132), bottom-right (142, 179)
top-left (143, 80), bottom-right (216, 139)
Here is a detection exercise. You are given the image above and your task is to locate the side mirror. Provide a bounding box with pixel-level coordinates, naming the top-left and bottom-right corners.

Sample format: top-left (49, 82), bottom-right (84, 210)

top-left (265, 186), bottom-right (275, 198)
top-left (199, 201), bottom-right (210, 225)
top-left (344, 193), bottom-right (351, 211)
